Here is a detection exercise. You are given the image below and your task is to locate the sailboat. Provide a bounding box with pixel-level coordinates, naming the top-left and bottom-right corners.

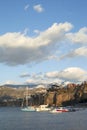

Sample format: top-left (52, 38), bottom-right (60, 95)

top-left (21, 86), bottom-right (36, 112)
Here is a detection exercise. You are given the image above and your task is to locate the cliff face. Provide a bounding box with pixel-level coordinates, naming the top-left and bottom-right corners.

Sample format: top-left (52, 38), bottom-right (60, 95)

top-left (44, 92), bottom-right (55, 105)
top-left (0, 82), bottom-right (87, 106)
top-left (44, 82), bottom-right (87, 106)
top-left (44, 87), bottom-right (75, 106)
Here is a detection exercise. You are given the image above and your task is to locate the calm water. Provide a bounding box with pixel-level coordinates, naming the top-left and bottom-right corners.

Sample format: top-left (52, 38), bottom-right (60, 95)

top-left (0, 107), bottom-right (87, 130)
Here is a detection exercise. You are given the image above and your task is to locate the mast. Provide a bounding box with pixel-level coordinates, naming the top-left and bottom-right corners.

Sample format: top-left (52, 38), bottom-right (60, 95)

top-left (25, 86), bottom-right (29, 107)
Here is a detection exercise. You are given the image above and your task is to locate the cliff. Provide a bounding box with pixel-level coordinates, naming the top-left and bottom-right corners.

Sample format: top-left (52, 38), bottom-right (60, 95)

top-left (44, 81), bottom-right (87, 106)
top-left (0, 81), bottom-right (87, 106)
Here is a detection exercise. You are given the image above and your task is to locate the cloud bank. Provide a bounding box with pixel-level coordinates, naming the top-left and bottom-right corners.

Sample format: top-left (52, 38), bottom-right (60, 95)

top-left (46, 67), bottom-right (87, 81)
top-left (0, 22), bottom-right (87, 66)
top-left (0, 22), bottom-right (72, 66)
top-left (25, 67), bottom-right (87, 84)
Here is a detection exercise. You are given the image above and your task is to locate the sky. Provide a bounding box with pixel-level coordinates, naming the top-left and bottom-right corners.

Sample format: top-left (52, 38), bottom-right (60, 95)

top-left (0, 0), bottom-right (87, 85)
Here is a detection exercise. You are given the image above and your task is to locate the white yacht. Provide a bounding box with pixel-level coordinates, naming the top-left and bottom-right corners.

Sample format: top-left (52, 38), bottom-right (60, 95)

top-left (36, 104), bottom-right (51, 111)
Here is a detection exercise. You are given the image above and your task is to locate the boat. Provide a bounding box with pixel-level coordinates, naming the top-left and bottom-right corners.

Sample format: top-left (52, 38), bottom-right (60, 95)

top-left (36, 104), bottom-right (51, 111)
top-left (21, 87), bottom-right (36, 112)
top-left (50, 107), bottom-right (70, 113)
top-left (21, 106), bottom-right (36, 112)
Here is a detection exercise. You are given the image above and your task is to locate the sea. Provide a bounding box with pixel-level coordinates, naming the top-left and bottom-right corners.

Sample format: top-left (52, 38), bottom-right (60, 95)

top-left (0, 107), bottom-right (87, 130)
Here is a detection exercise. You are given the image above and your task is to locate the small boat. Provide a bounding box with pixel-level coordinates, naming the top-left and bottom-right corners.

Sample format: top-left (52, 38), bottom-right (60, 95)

top-left (21, 106), bottom-right (36, 112)
top-left (50, 107), bottom-right (70, 113)
top-left (36, 104), bottom-right (51, 112)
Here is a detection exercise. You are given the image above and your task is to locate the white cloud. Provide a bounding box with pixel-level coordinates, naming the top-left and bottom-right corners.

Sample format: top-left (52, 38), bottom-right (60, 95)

top-left (58, 67), bottom-right (87, 81)
top-left (25, 71), bottom-right (62, 85)
top-left (46, 67), bottom-right (87, 82)
top-left (20, 73), bottom-right (30, 78)
top-left (67, 27), bottom-right (87, 44)
top-left (26, 77), bottom-right (62, 85)
top-left (59, 46), bottom-right (87, 60)
top-left (73, 46), bottom-right (87, 56)
top-left (33, 4), bottom-right (44, 13)
top-left (0, 22), bottom-right (72, 66)
top-left (57, 26), bottom-right (87, 60)
top-left (33, 29), bottom-right (40, 34)
top-left (0, 22), bottom-right (87, 66)
top-left (24, 4), bottom-right (29, 11)
top-left (31, 72), bottom-right (44, 79)
top-left (25, 67), bottom-right (87, 85)
top-left (3, 80), bottom-right (19, 85)
top-left (46, 71), bottom-right (59, 78)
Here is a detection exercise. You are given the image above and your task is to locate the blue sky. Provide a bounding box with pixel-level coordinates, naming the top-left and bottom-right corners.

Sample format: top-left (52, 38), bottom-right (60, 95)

top-left (0, 0), bottom-right (87, 85)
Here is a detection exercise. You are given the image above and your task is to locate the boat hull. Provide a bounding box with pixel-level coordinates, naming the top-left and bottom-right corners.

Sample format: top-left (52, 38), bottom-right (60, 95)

top-left (50, 107), bottom-right (70, 113)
